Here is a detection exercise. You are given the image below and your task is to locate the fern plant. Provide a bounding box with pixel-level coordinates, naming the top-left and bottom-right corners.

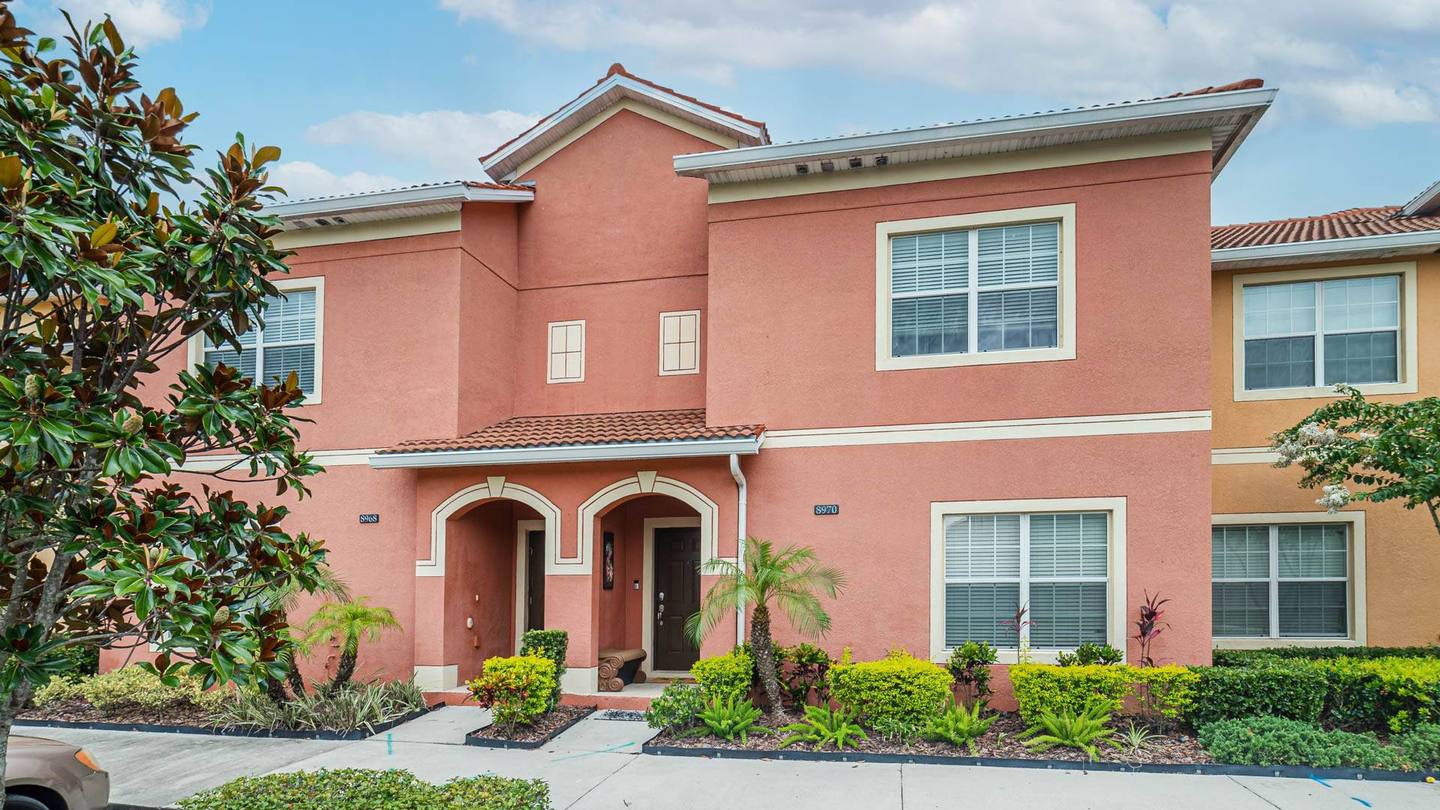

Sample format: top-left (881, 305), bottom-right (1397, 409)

top-left (687, 695), bottom-right (765, 743)
top-left (1020, 703), bottom-right (1117, 761)
top-left (920, 697), bottom-right (996, 753)
top-left (778, 705), bottom-right (868, 750)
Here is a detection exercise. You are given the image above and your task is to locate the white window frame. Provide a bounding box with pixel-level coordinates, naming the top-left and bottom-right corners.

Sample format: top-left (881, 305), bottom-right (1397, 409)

top-left (658, 310), bottom-right (701, 376)
top-left (186, 276), bottom-right (325, 405)
top-left (1232, 262), bottom-right (1418, 402)
top-left (876, 204), bottom-right (1077, 371)
top-left (546, 319), bottom-right (586, 384)
top-left (929, 496), bottom-right (1126, 665)
top-left (1211, 511), bottom-right (1367, 648)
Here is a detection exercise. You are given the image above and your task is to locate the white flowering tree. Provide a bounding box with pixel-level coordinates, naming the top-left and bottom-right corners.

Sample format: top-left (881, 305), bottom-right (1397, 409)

top-left (1272, 385), bottom-right (1440, 536)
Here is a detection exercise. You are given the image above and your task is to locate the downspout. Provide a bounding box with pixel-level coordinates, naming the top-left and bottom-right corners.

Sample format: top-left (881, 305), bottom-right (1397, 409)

top-left (729, 453), bottom-right (748, 647)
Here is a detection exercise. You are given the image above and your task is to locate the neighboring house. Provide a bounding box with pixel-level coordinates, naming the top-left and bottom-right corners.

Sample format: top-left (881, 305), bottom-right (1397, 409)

top-left (99, 66), bottom-right (1287, 699)
top-left (1210, 186), bottom-right (1440, 650)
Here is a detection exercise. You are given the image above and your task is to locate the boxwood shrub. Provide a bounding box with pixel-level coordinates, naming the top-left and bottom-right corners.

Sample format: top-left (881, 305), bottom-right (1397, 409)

top-left (1009, 664), bottom-right (1131, 726)
top-left (691, 650), bottom-right (754, 703)
top-left (519, 630), bottom-right (568, 709)
top-left (1197, 717), bottom-right (1409, 770)
top-left (828, 650), bottom-right (951, 728)
top-left (177, 768), bottom-right (550, 810)
top-left (1187, 662), bottom-right (1326, 727)
top-left (1213, 646), bottom-right (1440, 667)
top-left (1318, 657), bottom-right (1440, 732)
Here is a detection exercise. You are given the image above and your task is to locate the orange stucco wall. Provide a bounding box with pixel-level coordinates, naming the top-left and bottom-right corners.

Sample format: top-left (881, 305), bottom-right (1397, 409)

top-left (1211, 253), bottom-right (1440, 645)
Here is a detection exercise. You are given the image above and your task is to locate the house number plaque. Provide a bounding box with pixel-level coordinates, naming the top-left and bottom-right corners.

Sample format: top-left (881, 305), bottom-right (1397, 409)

top-left (813, 504), bottom-right (840, 516)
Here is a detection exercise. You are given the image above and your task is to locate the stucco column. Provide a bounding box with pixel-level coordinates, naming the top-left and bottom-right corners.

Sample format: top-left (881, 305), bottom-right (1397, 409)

top-left (411, 575), bottom-right (456, 690)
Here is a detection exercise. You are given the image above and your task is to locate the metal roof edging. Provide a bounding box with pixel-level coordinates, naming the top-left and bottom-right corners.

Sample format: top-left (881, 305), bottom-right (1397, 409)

top-left (1211, 229), bottom-right (1440, 268)
top-left (368, 435), bottom-right (762, 469)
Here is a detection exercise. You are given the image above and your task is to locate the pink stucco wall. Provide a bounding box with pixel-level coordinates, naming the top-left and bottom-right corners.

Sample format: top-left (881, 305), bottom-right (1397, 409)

top-left (705, 150), bottom-right (1215, 428)
top-left (107, 91), bottom-right (1222, 697)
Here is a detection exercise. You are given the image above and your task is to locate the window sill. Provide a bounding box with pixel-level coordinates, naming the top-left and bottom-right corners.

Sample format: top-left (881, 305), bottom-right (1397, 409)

top-left (1212, 637), bottom-right (1358, 650)
top-left (933, 648), bottom-right (1124, 666)
top-left (1234, 380), bottom-right (1415, 402)
top-left (879, 344), bottom-right (1075, 372)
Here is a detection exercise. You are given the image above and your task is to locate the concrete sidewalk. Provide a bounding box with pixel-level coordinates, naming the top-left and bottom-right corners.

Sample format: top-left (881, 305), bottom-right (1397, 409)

top-left (18, 709), bottom-right (1440, 809)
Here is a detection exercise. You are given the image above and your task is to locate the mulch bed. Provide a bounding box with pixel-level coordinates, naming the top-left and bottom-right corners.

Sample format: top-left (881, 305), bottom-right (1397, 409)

top-left (19, 699), bottom-right (214, 728)
top-left (650, 712), bottom-right (1211, 766)
top-left (466, 704), bottom-right (594, 748)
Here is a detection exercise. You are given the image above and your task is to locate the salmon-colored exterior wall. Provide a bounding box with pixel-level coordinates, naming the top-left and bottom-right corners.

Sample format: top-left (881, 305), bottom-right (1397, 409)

top-left (109, 80), bottom-right (1242, 695)
top-left (1211, 254), bottom-right (1440, 646)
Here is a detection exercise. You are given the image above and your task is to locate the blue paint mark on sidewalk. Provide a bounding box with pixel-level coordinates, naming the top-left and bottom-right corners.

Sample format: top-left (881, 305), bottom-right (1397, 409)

top-left (1309, 774), bottom-right (1333, 788)
top-left (1350, 797), bottom-right (1372, 807)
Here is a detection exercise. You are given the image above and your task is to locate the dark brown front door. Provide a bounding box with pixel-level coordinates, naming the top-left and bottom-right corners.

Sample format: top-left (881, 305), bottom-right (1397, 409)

top-left (653, 527), bottom-right (701, 671)
top-left (525, 530), bottom-right (545, 632)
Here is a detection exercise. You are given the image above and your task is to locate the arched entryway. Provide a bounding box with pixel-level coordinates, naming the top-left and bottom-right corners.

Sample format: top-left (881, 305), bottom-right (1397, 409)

top-left (412, 478), bottom-right (560, 690)
top-left (581, 473), bottom-right (722, 679)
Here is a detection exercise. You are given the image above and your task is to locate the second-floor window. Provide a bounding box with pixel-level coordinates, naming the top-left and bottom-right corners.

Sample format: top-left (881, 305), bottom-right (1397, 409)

top-left (1242, 274), bottom-right (1400, 391)
top-left (876, 205), bottom-right (1076, 372)
top-left (658, 310), bottom-right (700, 375)
top-left (202, 284), bottom-right (321, 398)
top-left (547, 320), bottom-right (585, 383)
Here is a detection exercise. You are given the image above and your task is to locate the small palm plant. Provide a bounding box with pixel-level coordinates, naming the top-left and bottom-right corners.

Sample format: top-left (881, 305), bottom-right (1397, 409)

top-left (778, 705), bottom-right (868, 750)
top-left (262, 566), bottom-right (350, 700)
top-left (921, 697), bottom-right (996, 753)
top-left (302, 597), bottom-right (401, 694)
top-left (1020, 703), bottom-right (1117, 761)
top-left (685, 537), bottom-right (845, 722)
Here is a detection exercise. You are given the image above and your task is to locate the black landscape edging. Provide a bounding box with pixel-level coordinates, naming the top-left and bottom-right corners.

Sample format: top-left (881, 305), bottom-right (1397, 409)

top-left (639, 742), bottom-right (1440, 783)
top-left (14, 704), bottom-right (435, 741)
top-left (464, 706), bottom-right (595, 750)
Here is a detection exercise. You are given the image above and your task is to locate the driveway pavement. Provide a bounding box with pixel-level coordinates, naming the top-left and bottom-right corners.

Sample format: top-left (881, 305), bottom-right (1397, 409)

top-left (17, 710), bottom-right (1440, 809)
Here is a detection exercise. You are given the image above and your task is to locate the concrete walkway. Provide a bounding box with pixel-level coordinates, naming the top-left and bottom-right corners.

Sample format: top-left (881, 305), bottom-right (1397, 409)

top-left (17, 709), bottom-right (1440, 809)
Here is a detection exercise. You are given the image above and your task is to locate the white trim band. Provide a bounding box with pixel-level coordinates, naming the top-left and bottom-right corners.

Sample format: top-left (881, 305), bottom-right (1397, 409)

top-left (182, 447), bottom-right (375, 472)
top-left (1212, 447), bottom-right (1282, 465)
top-left (370, 436), bottom-right (761, 469)
top-left (764, 410), bottom-right (1210, 449)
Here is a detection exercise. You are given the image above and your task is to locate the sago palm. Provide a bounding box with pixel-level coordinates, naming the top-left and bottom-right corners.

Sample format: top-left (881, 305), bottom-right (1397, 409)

top-left (685, 537), bottom-right (845, 721)
top-left (302, 597), bottom-right (401, 694)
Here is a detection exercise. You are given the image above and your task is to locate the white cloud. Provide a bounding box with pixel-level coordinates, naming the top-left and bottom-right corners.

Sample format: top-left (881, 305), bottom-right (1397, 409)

top-left (304, 109), bottom-right (539, 178)
top-left (439, 0), bottom-right (1440, 125)
top-left (50, 0), bottom-right (209, 46)
top-left (266, 161), bottom-right (405, 201)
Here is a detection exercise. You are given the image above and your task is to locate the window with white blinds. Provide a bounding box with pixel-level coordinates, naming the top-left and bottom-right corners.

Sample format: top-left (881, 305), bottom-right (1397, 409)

top-left (1212, 523), bottom-right (1349, 639)
top-left (942, 511), bottom-right (1108, 650)
top-left (1242, 275), bottom-right (1400, 391)
top-left (203, 287), bottom-right (319, 396)
top-left (890, 221), bottom-right (1060, 359)
top-left (547, 320), bottom-right (585, 383)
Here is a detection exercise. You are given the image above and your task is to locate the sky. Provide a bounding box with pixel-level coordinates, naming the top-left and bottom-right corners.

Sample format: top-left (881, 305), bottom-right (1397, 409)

top-left (10, 0), bottom-right (1440, 225)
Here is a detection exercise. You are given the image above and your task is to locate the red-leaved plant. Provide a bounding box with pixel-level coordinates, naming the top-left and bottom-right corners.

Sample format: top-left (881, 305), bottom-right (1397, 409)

top-left (1133, 592), bottom-right (1171, 667)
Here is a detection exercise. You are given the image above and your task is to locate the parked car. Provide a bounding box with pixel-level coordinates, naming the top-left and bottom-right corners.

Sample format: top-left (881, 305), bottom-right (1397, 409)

top-left (4, 735), bottom-right (109, 810)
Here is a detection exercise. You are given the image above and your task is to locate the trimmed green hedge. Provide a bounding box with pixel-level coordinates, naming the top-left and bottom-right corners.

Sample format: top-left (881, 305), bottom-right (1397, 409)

top-left (692, 650), bottom-right (754, 704)
top-left (1198, 717), bottom-right (1410, 770)
top-left (828, 651), bottom-right (951, 728)
top-left (1318, 657), bottom-right (1440, 732)
top-left (520, 630), bottom-right (568, 709)
top-left (177, 769), bottom-right (550, 809)
top-left (1188, 662), bottom-right (1327, 727)
top-left (1213, 646), bottom-right (1440, 667)
top-left (1009, 664), bottom-right (1197, 726)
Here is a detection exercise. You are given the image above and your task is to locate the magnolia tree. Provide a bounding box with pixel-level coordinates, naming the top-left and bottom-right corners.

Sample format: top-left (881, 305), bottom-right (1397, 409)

top-left (1272, 385), bottom-right (1440, 536)
top-left (0, 3), bottom-right (327, 780)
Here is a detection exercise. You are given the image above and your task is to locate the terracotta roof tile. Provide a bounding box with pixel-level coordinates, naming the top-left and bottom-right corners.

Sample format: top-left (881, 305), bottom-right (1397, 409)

top-left (379, 409), bottom-right (763, 455)
top-left (1212, 206), bottom-right (1440, 250)
top-left (481, 63), bottom-right (768, 165)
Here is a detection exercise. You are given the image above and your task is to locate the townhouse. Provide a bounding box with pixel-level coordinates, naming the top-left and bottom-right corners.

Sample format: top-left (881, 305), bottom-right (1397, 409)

top-left (100, 64), bottom-right (1439, 699)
